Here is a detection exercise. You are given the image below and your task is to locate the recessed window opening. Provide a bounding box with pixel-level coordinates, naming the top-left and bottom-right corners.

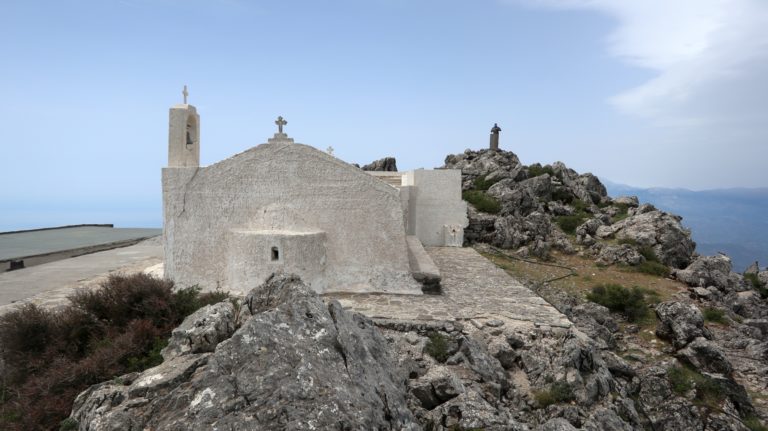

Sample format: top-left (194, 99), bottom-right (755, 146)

top-left (271, 246), bottom-right (280, 261)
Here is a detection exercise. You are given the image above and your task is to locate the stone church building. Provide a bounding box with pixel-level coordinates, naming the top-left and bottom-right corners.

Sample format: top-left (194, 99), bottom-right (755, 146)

top-left (162, 101), bottom-right (467, 295)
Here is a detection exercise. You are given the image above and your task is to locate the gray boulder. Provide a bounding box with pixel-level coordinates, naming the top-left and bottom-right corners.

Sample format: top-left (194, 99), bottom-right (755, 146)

top-left (745, 261), bottom-right (760, 275)
top-left (487, 178), bottom-right (541, 217)
top-left (612, 196), bottom-right (639, 207)
top-left (611, 210), bottom-right (695, 268)
top-left (676, 337), bottom-right (733, 375)
top-left (551, 162), bottom-right (609, 204)
top-left (443, 148), bottom-right (525, 191)
top-left (537, 418), bottom-right (578, 431)
top-left (160, 301), bottom-right (237, 360)
top-left (596, 244), bottom-right (645, 266)
top-left (655, 301), bottom-right (711, 349)
top-left (759, 270), bottom-right (768, 286)
top-left (70, 274), bottom-right (419, 431)
top-left (675, 254), bottom-right (733, 290)
top-left (635, 367), bottom-right (704, 431)
top-left (361, 156), bottom-right (398, 171)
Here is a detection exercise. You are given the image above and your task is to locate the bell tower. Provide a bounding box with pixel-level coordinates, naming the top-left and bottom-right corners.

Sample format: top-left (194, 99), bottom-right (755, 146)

top-left (168, 85), bottom-right (200, 167)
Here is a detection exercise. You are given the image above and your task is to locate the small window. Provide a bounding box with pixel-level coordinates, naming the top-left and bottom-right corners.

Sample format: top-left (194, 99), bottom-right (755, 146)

top-left (271, 246), bottom-right (279, 261)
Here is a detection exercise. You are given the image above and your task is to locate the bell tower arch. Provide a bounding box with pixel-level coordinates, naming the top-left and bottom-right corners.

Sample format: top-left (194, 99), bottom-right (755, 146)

top-left (168, 85), bottom-right (200, 167)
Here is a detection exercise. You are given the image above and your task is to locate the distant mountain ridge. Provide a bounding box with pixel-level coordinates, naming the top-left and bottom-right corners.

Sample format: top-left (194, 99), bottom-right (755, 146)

top-left (602, 180), bottom-right (768, 272)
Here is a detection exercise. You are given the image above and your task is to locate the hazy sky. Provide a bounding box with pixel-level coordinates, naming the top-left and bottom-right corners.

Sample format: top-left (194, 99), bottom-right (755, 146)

top-left (1, 0), bottom-right (766, 229)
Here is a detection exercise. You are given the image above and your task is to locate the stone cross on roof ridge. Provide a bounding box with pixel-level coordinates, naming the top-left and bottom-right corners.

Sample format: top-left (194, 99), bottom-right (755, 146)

top-left (182, 85), bottom-right (188, 104)
top-left (275, 116), bottom-right (287, 134)
top-left (268, 115), bottom-right (294, 144)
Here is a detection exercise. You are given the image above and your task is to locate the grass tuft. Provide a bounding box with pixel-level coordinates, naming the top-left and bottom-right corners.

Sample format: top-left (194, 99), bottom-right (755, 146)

top-left (702, 307), bottom-right (728, 325)
top-left (424, 332), bottom-right (451, 363)
top-left (527, 164), bottom-right (556, 178)
top-left (534, 381), bottom-right (575, 408)
top-left (555, 214), bottom-right (587, 235)
top-left (667, 365), bottom-right (726, 409)
top-left (745, 416), bottom-right (768, 431)
top-left (744, 273), bottom-right (768, 298)
top-left (463, 190), bottom-right (501, 214)
top-left (586, 283), bottom-right (650, 322)
top-left (473, 174), bottom-right (501, 191)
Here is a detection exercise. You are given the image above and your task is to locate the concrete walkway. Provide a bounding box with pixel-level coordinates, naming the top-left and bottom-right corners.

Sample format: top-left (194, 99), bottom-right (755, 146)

top-left (0, 237), bottom-right (162, 312)
top-left (324, 247), bottom-right (571, 328)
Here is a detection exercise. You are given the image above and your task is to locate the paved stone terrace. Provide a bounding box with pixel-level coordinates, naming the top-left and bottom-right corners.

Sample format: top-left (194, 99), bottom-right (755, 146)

top-left (324, 247), bottom-right (571, 328)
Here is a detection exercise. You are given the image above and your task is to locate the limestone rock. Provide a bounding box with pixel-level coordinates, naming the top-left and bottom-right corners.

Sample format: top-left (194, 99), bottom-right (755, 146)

top-left (611, 210), bottom-right (695, 269)
top-left (745, 261), bottom-right (760, 275)
top-left (612, 196), bottom-right (639, 207)
top-left (443, 148), bottom-right (525, 191)
top-left (676, 337), bottom-right (733, 375)
top-left (759, 270), bottom-right (768, 286)
top-left (160, 301), bottom-right (237, 360)
top-left (410, 367), bottom-right (464, 410)
top-left (537, 417), bottom-right (578, 430)
top-left (596, 244), bottom-right (645, 266)
top-left (70, 274), bottom-right (419, 430)
top-left (675, 255), bottom-right (734, 290)
top-left (362, 156), bottom-right (398, 171)
top-left (655, 301), bottom-right (711, 349)
top-left (550, 162), bottom-right (609, 204)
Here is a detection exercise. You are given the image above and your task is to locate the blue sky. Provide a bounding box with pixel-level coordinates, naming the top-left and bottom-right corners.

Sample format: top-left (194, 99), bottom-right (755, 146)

top-left (1, 0), bottom-right (766, 229)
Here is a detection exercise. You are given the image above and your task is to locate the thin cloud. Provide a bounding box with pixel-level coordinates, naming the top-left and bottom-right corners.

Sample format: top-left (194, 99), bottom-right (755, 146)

top-left (512, 0), bottom-right (768, 126)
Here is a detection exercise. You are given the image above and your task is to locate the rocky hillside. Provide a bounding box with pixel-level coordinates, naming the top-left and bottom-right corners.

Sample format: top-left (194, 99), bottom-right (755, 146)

top-left (67, 149), bottom-right (768, 431)
top-left (443, 148), bottom-right (696, 269)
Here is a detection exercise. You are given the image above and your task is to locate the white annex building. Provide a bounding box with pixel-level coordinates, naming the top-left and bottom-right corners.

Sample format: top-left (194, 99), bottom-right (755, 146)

top-left (162, 100), bottom-right (467, 295)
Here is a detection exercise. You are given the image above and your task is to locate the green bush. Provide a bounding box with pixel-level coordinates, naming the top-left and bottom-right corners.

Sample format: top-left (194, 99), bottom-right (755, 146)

top-left (527, 164), bottom-right (556, 178)
top-left (617, 237), bottom-right (639, 247)
top-left (638, 246), bottom-right (659, 262)
top-left (612, 203), bottom-right (630, 222)
top-left (551, 188), bottom-right (574, 204)
top-left (745, 416), bottom-right (768, 431)
top-left (534, 381), bottom-right (575, 408)
top-left (636, 261), bottom-right (671, 277)
top-left (571, 199), bottom-right (590, 213)
top-left (424, 332), bottom-right (451, 363)
top-left (463, 190), bottom-right (501, 214)
top-left (473, 174), bottom-right (501, 191)
top-left (702, 307), bottom-right (727, 325)
top-left (586, 284), bottom-right (649, 322)
top-left (667, 366), bottom-right (726, 409)
top-left (59, 417), bottom-right (78, 431)
top-left (555, 214), bottom-right (587, 235)
top-left (744, 273), bottom-right (768, 298)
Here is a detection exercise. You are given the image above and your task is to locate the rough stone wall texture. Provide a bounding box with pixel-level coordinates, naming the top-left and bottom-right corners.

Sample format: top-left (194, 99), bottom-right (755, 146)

top-left (167, 104), bottom-right (199, 168)
top-left (163, 141), bottom-right (419, 294)
top-left (403, 170), bottom-right (468, 247)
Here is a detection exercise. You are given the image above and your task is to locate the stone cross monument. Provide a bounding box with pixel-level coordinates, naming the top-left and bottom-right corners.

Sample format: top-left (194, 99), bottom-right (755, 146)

top-left (275, 116), bottom-right (287, 133)
top-left (489, 123), bottom-right (501, 151)
top-left (268, 116), bottom-right (294, 144)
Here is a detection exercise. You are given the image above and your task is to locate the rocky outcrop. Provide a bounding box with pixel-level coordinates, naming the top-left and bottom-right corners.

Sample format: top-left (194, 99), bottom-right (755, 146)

top-left (655, 301), bottom-right (711, 349)
top-left (607, 210), bottom-right (696, 268)
top-left (70, 274), bottom-right (419, 430)
top-left (444, 149), bottom-right (525, 191)
top-left (362, 156), bottom-right (398, 171)
top-left (596, 244), bottom-right (645, 266)
top-left (442, 148), bottom-right (696, 268)
top-left (550, 162), bottom-right (608, 205)
top-left (675, 254), bottom-right (735, 290)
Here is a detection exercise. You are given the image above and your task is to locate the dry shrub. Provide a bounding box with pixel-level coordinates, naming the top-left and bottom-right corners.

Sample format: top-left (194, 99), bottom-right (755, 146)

top-left (0, 273), bottom-right (228, 430)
